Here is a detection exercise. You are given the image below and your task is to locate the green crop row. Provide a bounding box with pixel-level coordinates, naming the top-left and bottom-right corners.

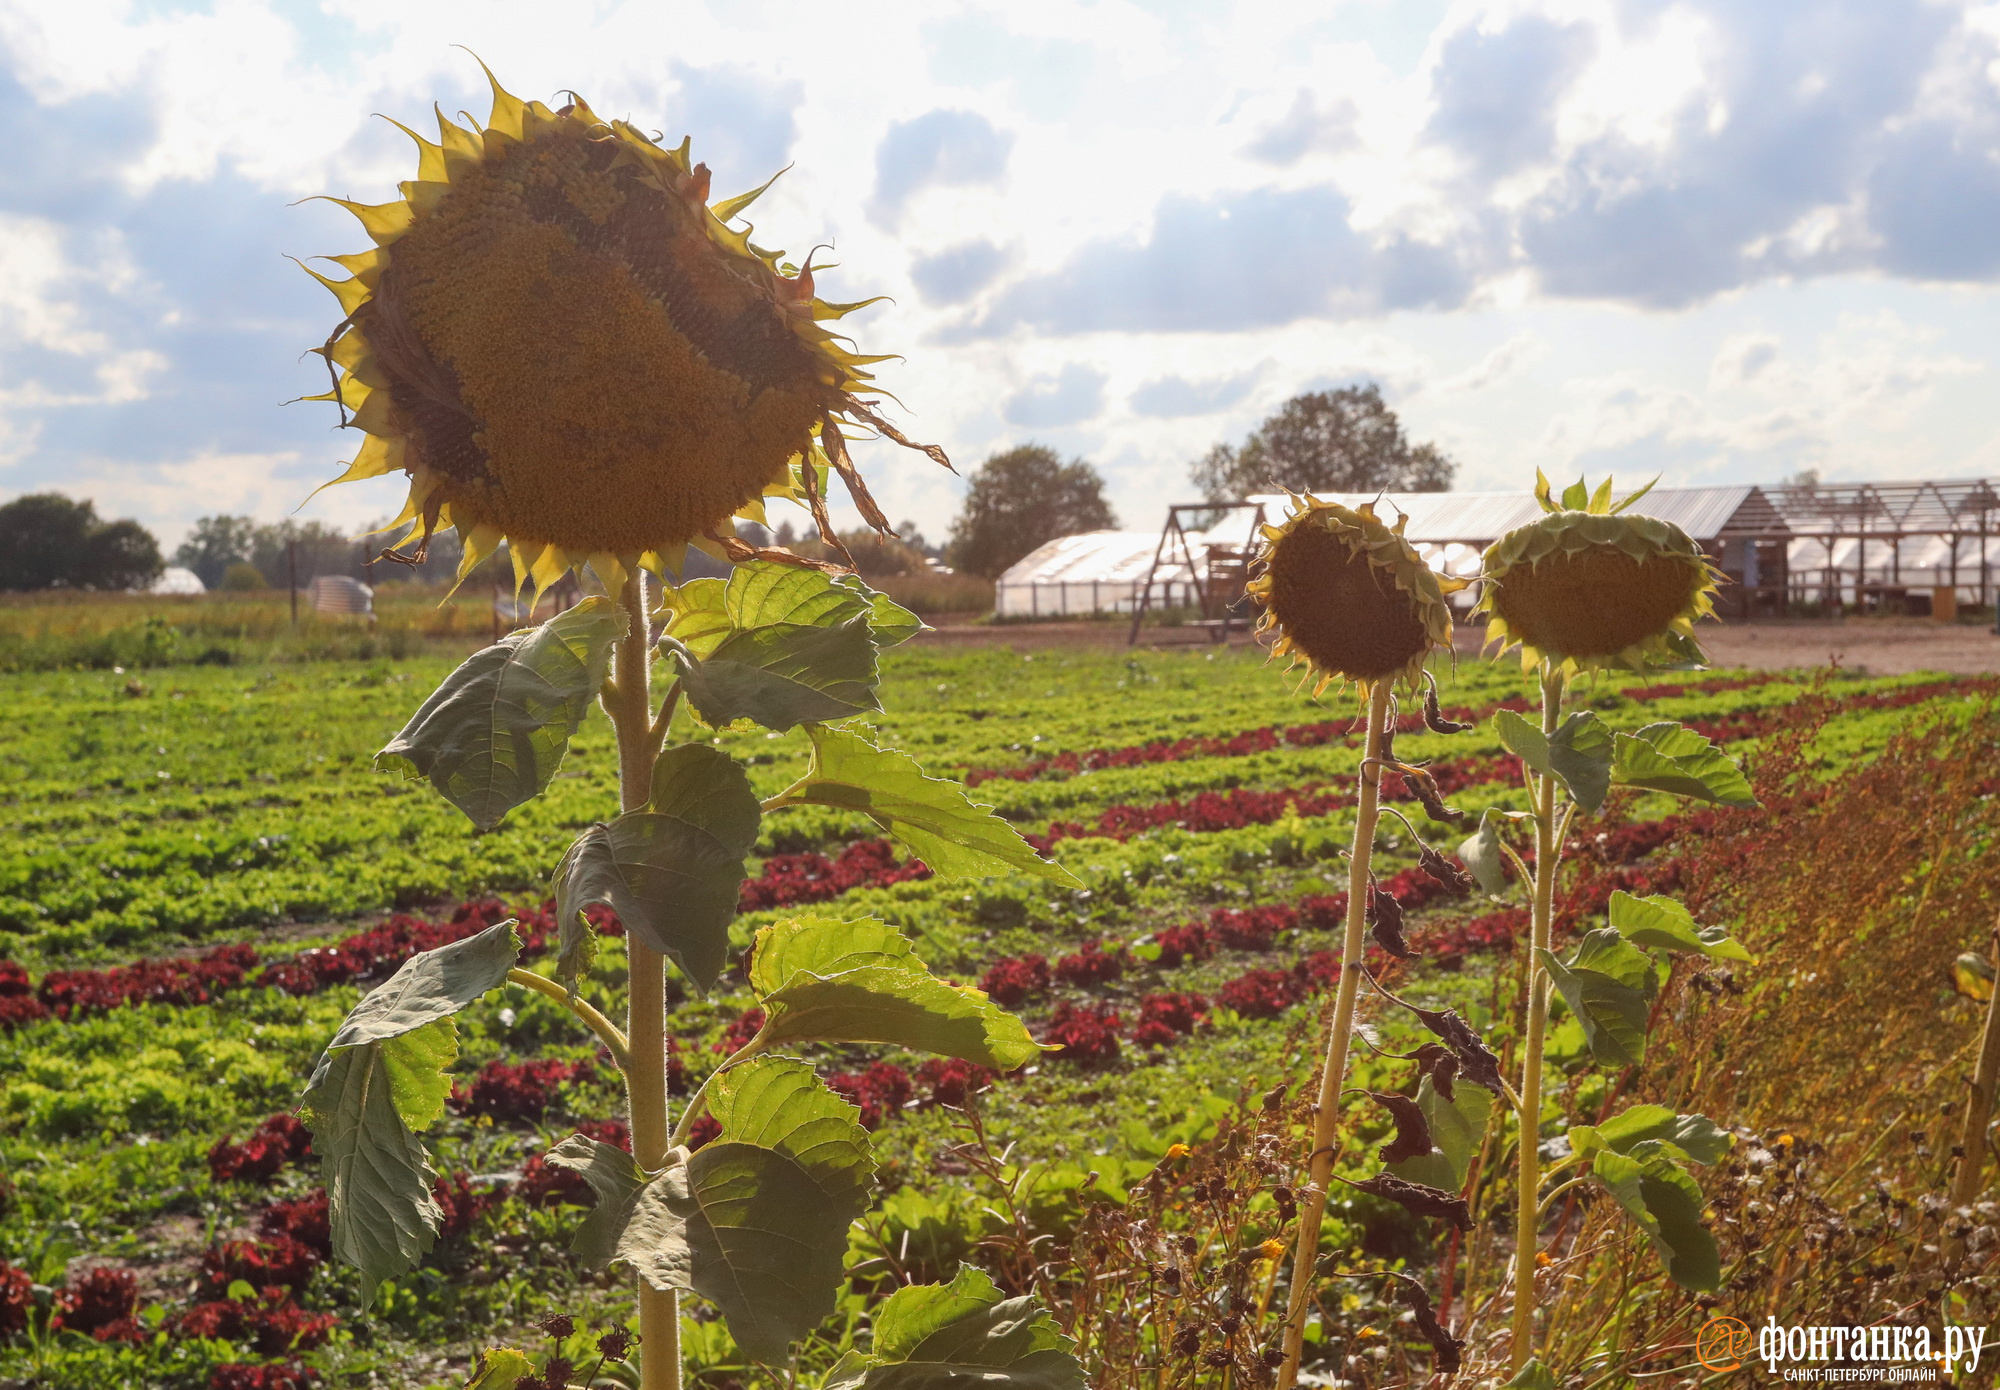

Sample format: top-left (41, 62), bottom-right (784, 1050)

top-left (0, 647), bottom-right (1964, 963)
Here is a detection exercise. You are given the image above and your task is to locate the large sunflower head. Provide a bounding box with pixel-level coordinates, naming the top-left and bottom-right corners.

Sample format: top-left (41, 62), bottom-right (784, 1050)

top-left (1245, 494), bottom-right (1458, 695)
top-left (303, 65), bottom-right (948, 595)
top-left (1475, 471), bottom-right (1721, 674)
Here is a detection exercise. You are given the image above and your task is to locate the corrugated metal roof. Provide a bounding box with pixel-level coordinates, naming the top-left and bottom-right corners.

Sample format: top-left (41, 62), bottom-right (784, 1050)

top-left (1244, 485), bottom-right (1773, 544)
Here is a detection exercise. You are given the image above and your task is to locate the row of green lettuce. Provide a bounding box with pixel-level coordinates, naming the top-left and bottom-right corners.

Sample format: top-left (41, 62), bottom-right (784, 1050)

top-left (0, 644), bottom-right (1939, 962)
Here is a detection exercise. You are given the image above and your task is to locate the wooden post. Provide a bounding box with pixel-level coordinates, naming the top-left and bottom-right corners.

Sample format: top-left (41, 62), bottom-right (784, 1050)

top-left (1934, 585), bottom-right (1958, 623)
top-left (288, 541), bottom-right (298, 626)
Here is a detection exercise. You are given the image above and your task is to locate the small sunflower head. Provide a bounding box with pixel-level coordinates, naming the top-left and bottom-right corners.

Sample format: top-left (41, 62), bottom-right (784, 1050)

top-left (1246, 495), bottom-right (1458, 695)
top-left (303, 63), bottom-right (947, 595)
top-left (1475, 471), bottom-right (1720, 673)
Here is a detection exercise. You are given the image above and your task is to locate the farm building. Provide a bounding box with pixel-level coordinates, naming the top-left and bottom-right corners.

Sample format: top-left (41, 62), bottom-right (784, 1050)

top-left (987, 477), bottom-right (2000, 632)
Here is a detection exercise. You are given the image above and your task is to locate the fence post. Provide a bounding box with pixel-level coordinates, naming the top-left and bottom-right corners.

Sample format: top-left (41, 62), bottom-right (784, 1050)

top-left (288, 541), bottom-right (299, 626)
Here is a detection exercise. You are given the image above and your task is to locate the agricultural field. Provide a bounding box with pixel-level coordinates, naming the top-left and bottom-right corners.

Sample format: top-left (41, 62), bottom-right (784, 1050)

top-left (0, 626), bottom-right (1994, 1389)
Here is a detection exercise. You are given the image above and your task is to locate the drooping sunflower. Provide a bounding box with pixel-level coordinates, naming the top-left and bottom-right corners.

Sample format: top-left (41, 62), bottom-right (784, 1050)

top-left (1476, 471), bottom-right (1720, 673)
top-left (303, 65), bottom-right (948, 594)
top-left (1246, 495), bottom-right (1459, 694)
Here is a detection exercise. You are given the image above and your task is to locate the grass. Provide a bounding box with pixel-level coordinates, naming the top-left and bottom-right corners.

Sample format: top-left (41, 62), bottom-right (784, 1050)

top-left (0, 586), bottom-right (499, 674)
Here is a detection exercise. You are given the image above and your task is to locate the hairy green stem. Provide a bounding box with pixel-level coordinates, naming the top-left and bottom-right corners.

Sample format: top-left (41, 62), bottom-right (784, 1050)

top-left (605, 570), bottom-right (680, 1390)
top-left (506, 968), bottom-right (631, 1071)
top-left (1277, 679), bottom-right (1394, 1390)
top-left (1510, 665), bottom-right (1566, 1373)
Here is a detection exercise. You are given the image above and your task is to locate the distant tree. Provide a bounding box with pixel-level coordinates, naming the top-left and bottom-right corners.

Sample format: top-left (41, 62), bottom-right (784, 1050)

top-left (895, 519), bottom-right (940, 558)
top-left (82, 520), bottom-right (165, 592)
top-left (221, 562), bottom-right (268, 591)
top-left (174, 516), bottom-right (260, 589)
top-left (1190, 385), bottom-right (1455, 502)
top-left (946, 445), bottom-right (1119, 579)
top-left (0, 493), bottom-right (164, 591)
top-left (0, 494), bottom-right (97, 591)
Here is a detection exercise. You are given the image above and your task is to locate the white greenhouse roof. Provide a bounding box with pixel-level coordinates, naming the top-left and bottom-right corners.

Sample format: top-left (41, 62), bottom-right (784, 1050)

top-left (997, 486), bottom-right (1779, 599)
top-left (997, 531), bottom-right (1172, 588)
top-left (1242, 485), bottom-right (1779, 545)
top-left (151, 567), bottom-right (204, 595)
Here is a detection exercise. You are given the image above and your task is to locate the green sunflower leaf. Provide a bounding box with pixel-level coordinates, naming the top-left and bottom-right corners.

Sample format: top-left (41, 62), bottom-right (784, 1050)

top-left (1538, 941), bottom-right (1651, 1068)
top-left (546, 1134), bottom-right (648, 1267)
top-left (1503, 1360), bottom-right (1558, 1390)
top-left (616, 1057), bottom-right (874, 1362)
top-left (1456, 808), bottom-right (1512, 897)
top-left (1387, 1073), bottom-right (1493, 1193)
top-left (376, 595), bottom-right (625, 830)
top-left (775, 726), bottom-right (1080, 886)
top-left (310, 921), bottom-right (520, 1093)
top-left (1607, 891), bottom-right (1752, 963)
top-left (1610, 723), bottom-right (1757, 807)
top-left (665, 565), bottom-right (920, 656)
top-left (749, 916), bottom-right (1042, 1069)
top-left (1492, 709), bottom-right (1614, 812)
top-left (554, 746), bottom-right (758, 994)
top-left (1571, 1104), bottom-right (1732, 1166)
top-left (300, 921), bottom-right (519, 1302)
top-left (554, 817), bottom-right (745, 995)
top-left (465, 1349), bottom-right (538, 1390)
top-left (301, 1040), bottom-right (441, 1304)
top-left (674, 617), bottom-right (881, 731)
top-left (823, 1264), bottom-right (1085, 1390)
top-left (1590, 1141), bottom-right (1722, 1291)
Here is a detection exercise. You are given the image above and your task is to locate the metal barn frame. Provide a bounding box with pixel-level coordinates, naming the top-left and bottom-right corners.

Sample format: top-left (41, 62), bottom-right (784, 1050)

top-left (1756, 478), bottom-right (2000, 614)
top-left (1123, 500), bottom-right (1271, 644)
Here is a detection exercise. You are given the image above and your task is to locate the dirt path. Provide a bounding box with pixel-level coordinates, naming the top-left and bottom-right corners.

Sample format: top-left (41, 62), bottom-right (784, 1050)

top-left (914, 614), bottom-right (2000, 675)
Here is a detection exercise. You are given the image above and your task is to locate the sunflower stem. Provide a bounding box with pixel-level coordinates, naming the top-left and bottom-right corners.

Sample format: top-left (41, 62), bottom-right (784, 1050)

top-left (606, 569), bottom-right (681, 1390)
top-left (1277, 679), bottom-right (1393, 1390)
top-left (1509, 663), bottom-right (1566, 1373)
top-left (1946, 914), bottom-right (2000, 1263)
top-left (505, 968), bottom-right (630, 1072)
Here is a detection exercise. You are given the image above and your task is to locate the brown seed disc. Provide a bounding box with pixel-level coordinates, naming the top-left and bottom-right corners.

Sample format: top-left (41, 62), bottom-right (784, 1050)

top-left (1490, 547), bottom-right (1706, 658)
top-left (367, 124), bottom-right (835, 557)
top-left (1263, 522), bottom-right (1430, 682)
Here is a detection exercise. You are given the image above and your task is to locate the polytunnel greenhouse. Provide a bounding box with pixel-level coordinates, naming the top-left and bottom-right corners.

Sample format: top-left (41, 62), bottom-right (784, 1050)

top-left (988, 478), bottom-right (2000, 633)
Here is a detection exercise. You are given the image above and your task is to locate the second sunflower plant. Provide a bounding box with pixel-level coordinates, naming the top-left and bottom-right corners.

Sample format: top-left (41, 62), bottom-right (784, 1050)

top-left (1248, 476), bottom-right (1758, 1387)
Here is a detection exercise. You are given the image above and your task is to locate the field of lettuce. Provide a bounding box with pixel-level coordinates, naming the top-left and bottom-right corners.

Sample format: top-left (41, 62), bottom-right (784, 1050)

top-left (0, 637), bottom-right (1988, 1389)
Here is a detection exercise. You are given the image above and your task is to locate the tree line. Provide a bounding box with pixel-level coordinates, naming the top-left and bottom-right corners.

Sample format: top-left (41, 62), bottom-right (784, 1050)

top-left (0, 495), bottom-right (471, 594)
top-left (0, 384), bottom-right (1448, 593)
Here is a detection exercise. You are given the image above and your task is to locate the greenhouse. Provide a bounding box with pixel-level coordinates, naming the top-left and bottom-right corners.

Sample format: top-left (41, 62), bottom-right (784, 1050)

top-left (989, 478), bottom-right (2000, 631)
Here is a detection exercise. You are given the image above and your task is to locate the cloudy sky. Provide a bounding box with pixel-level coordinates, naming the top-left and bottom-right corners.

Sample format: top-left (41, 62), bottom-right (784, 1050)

top-left (4, 0), bottom-right (2000, 552)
